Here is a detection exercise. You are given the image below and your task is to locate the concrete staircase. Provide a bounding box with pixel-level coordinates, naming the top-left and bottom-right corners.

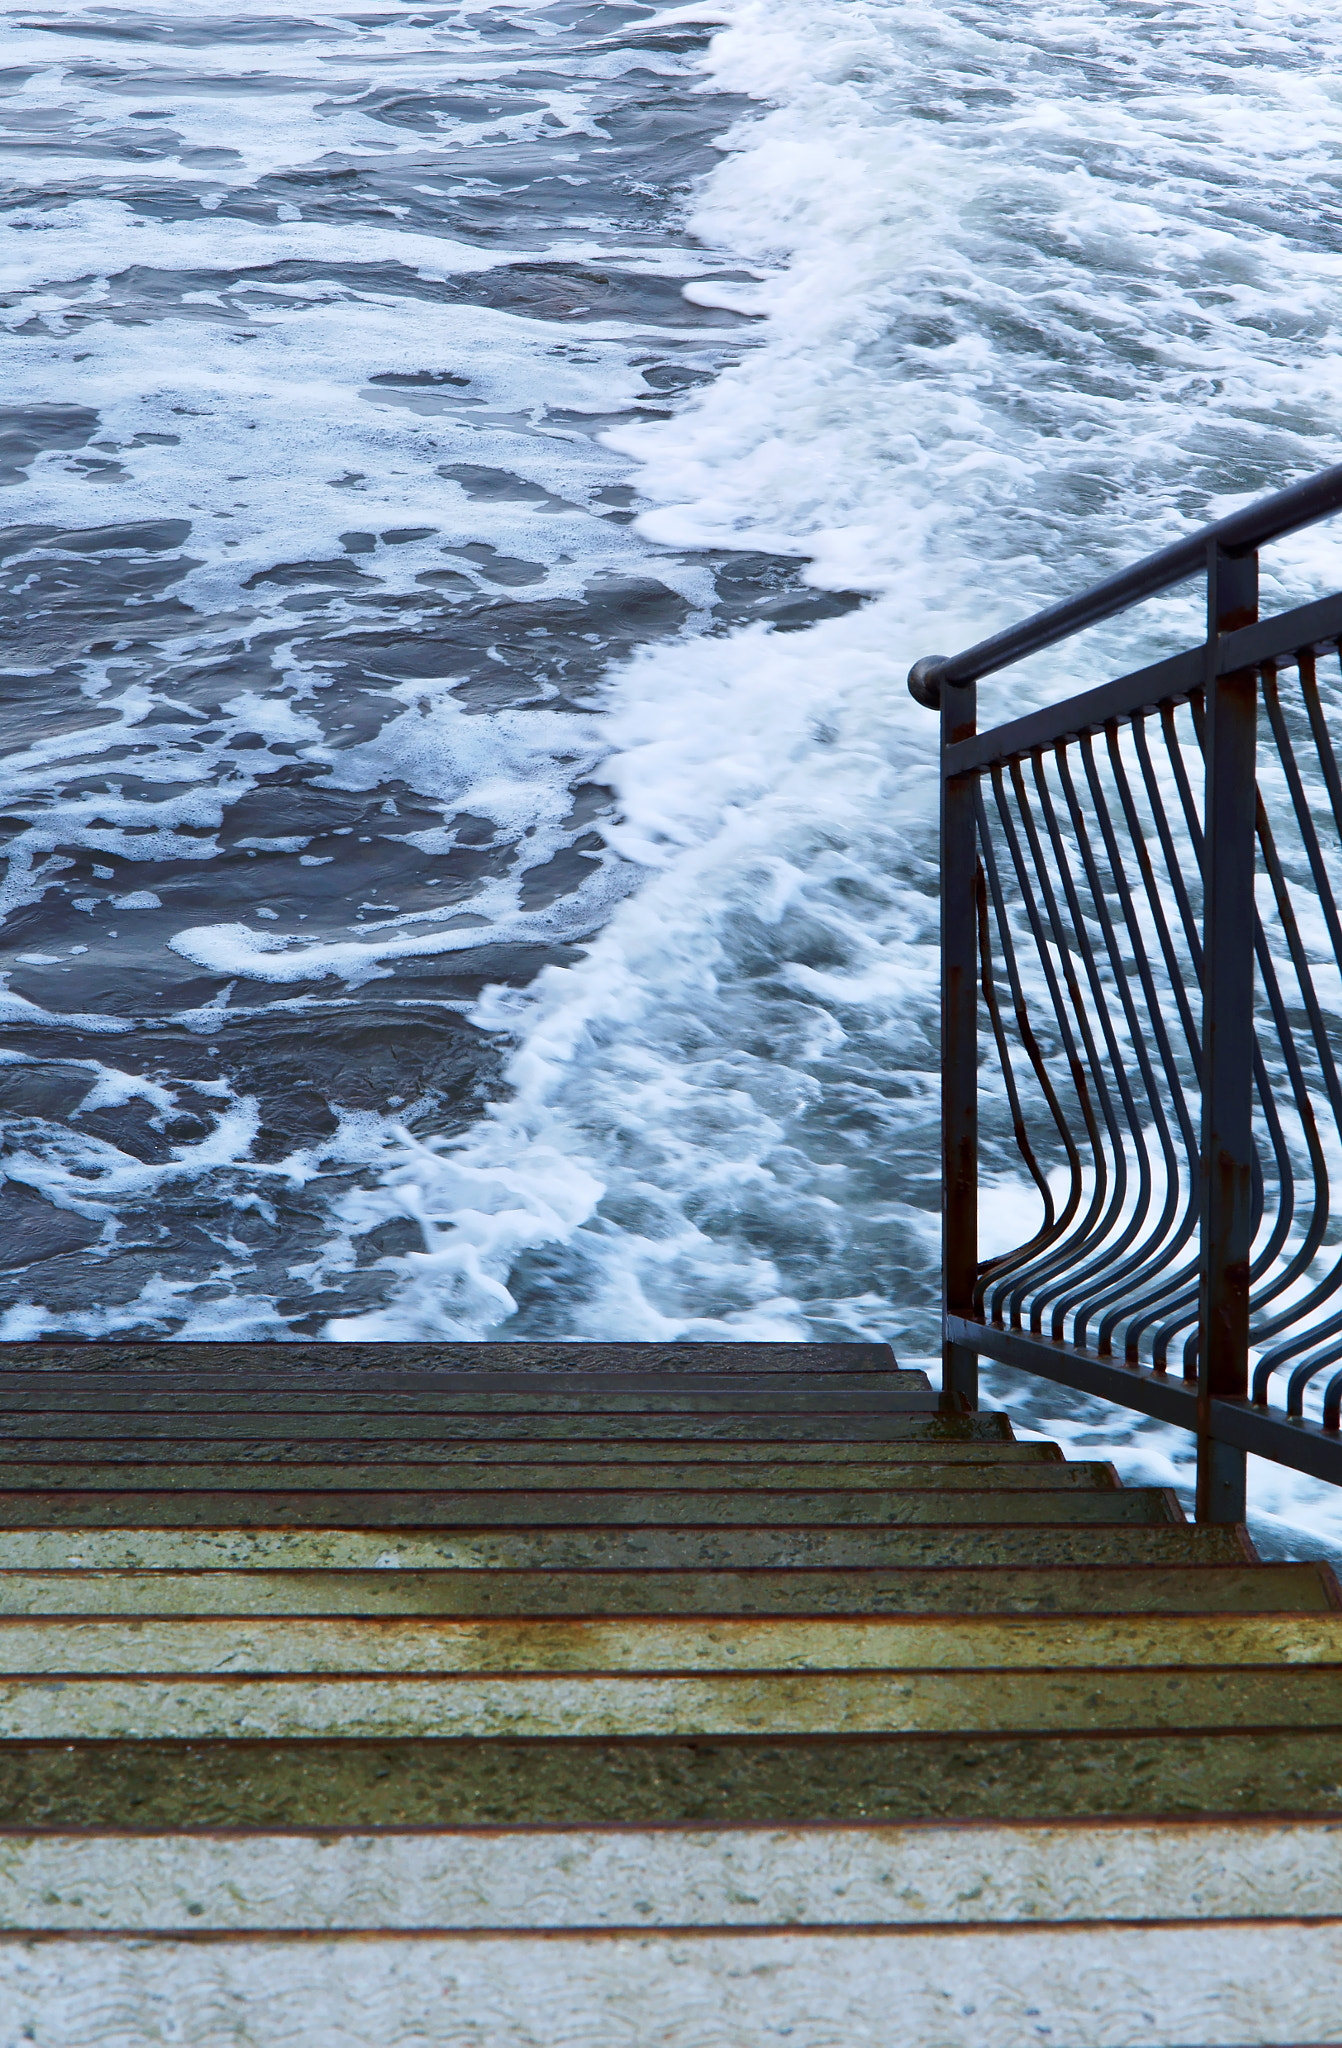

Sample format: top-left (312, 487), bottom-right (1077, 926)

top-left (1, 1340), bottom-right (1340, 2046)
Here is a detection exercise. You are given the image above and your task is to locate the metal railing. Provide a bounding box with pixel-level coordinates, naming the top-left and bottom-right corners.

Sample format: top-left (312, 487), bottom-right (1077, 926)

top-left (909, 461), bottom-right (1342, 1521)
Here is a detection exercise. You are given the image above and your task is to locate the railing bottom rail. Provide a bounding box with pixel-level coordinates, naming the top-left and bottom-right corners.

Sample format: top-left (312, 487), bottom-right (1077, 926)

top-left (949, 1317), bottom-right (1342, 1490)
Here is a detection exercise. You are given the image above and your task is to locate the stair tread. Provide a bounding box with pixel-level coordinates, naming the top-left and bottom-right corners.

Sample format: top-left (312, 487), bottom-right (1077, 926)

top-left (1, 1818), bottom-right (1339, 1930)
top-left (0, 1438), bottom-right (1061, 1464)
top-left (5, 1665), bottom-right (1342, 1740)
top-left (0, 1526), bottom-right (1248, 1567)
top-left (0, 1459), bottom-right (1102, 1491)
top-left (0, 1563), bottom-right (1324, 1615)
top-left (0, 1486), bottom-right (1177, 1526)
top-left (0, 1413), bottom-right (1008, 1441)
top-left (0, 1388), bottom-right (929, 1411)
top-left (2, 1921), bottom-right (1339, 2048)
top-left (3, 1612), bottom-right (1336, 1672)
top-left (4, 1730), bottom-right (1342, 1824)
top-left (0, 1342), bottom-right (900, 1380)
top-left (0, 1377), bottom-right (930, 1404)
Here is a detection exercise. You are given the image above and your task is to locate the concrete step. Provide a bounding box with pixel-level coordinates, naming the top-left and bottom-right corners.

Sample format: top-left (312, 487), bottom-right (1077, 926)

top-left (0, 1524), bottom-right (1250, 1568)
top-left (0, 1436), bottom-right (1058, 1465)
top-left (3, 1728), bottom-right (1342, 1825)
top-left (0, 1485), bottom-right (1179, 1526)
top-left (0, 1561), bottom-right (1325, 1615)
top-left (5, 1918), bottom-right (1339, 2048)
top-left (0, 1816), bottom-right (1336, 1930)
top-left (0, 1410), bottom-right (1012, 1442)
top-left (0, 1457), bottom-right (1112, 1491)
top-left (4, 1665), bottom-right (1339, 1741)
top-left (0, 1341), bottom-right (900, 1382)
top-left (0, 1369), bottom-right (926, 1397)
top-left (1, 1922), bottom-right (1332, 2048)
top-left (0, 1382), bottom-right (933, 1418)
top-left (0, 1390), bottom-right (943, 1419)
top-left (4, 1611), bottom-right (1339, 1673)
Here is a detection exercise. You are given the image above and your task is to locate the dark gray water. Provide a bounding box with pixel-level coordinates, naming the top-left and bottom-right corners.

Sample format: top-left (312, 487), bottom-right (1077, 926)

top-left (7, 0), bottom-right (1342, 1560)
top-left (0, 0), bottom-right (862, 1337)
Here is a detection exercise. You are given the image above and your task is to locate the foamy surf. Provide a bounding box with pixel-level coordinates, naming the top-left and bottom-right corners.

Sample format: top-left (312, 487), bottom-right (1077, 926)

top-left (323, 0), bottom-right (1342, 1554)
top-left (5, 0), bottom-right (1342, 1554)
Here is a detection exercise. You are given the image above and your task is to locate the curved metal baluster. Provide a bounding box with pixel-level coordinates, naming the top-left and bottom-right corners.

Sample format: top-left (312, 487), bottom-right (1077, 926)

top-left (1242, 806), bottom-right (1342, 1369)
top-left (1136, 699), bottom-right (1212, 1371)
top-left (1146, 1270), bottom-right (1204, 1374)
top-left (1128, 707), bottom-right (1299, 1326)
top-left (992, 749), bottom-right (1138, 1330)
top-left (992, 749), bottom-right (1148, 1330)
top-left (1298, 648), bottom-right (1342, 844)
top-left (1274, 1307), bottom-right (1342, 1416)
top-left (1102, 706), bottom-right (1211, 1362)
top-left (975, 774), bottom-right (1096, 1324)
top-left (1263, 651), bottom-right (1342, 1409)
top-left (1025, 735), bottom-right (1164, 1341)
top-left (1242, 853), bottom-right (1330, 1318)
top-left (973, 855), bottom-right (1064, 1281)
top-left (1239, 940), bottom-right (1321, 1383)
top-left (1286, 1325), bottom-right (1342, 1416)
top-left (1185, 682), bottom-right (1319, 1322)
top-left (1064, 722), bottom-right (1203, 1350)
top-left (974, 781), bottom-right (1087, 1307)
top-left (984, 758), bottom-right (1121, 1331)
top-left (1092, 715), bottom-right (1208, 1354)
top-left (1144, 687), bottom-right (1316, 1377)
top-left (1131, 713), bottom-right (1203, 1070)
top-left (1247, 1027), bottom-right (1303, 1287)
top-left (1033, 737), bottom-right (1184, 1341)
top-left (1240, 673), bottom-right (1342, 1403)
top-left (1071, 725), bottom-right (1200, 1335)
top-left (1322, 1362), bottom-right (1342, 1430)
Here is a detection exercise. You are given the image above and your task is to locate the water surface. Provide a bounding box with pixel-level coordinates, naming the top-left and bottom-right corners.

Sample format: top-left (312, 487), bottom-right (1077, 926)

top-left (5, 0), bottom-right (1342, 1553)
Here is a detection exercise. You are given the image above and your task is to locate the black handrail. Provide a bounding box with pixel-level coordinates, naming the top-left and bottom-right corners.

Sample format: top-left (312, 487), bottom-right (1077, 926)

top-left (910, 460), bottom-right (1342, 700)
top-left (910, 457), bottom-right (1342, 1523)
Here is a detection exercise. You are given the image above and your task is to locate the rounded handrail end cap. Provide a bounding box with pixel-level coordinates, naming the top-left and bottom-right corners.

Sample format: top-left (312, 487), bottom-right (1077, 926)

top-left (908, 656), bottom-right (948, 710)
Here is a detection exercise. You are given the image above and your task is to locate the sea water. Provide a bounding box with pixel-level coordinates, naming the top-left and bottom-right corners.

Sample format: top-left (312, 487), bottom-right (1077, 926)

top-left (5, 0), bottom-right (1342, 1556)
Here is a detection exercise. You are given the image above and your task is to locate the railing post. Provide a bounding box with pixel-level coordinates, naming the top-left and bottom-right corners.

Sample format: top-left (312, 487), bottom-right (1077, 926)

top-left (942, 677), bottom-right (979, 1411)
top-left (1196, 541), bottom-right (1259, 1522)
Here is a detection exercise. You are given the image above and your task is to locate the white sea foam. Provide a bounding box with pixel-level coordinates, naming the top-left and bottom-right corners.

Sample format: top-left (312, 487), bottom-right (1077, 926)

top-left (8, 0), bottom-right (1342, 1552)
top-left (0, 0), bottom-right (754, 1351)
top-left (325, 0), bottom-right (1342, 1550)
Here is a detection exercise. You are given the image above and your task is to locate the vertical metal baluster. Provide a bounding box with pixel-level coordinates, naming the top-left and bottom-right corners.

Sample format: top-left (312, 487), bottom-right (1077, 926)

top-left (1196, 543), bottom-right (1259, 1522)
top-left (943, 679), bottom-right (979, 1411)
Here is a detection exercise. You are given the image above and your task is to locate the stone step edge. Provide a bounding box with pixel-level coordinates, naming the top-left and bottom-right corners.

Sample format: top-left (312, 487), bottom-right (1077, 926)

top-left (0, 1492), bottom-right (1178, 1525)
top-left (0, 1528), bottom-right (1255, 1566)
top-left (0, 1562), bottom-right (1329, 1616)
top-left (0, 1341), bottom-right (899, 1374)
top-left (0, 1425), bottom-right (1012, 1441)
top-left (0, 1826), bottom-right (1335, 1933)
top-left (1, 1609), bottom-right (1339, 1671)
top-left (0, 1817), bottom-right (1339, 1931)
top-left (0, 1446), bottom-right (1060, 1466)
top-left (0, 1383), bottom-right (930, 1400)
top-left (2, 1666), bottom-right (1341, 1741)
top-left (0, 1920), bottom-right (1339, 2048)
